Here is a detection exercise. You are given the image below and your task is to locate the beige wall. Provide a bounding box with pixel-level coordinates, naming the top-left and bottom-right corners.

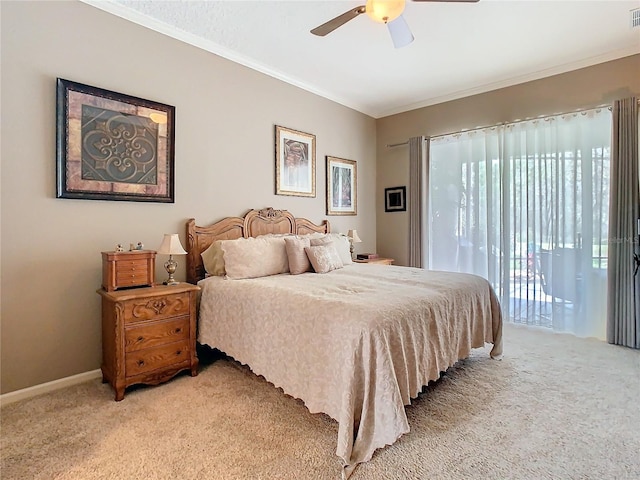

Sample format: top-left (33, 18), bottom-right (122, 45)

top-left (376, 54), bottom-right (640, 266)
top-left (3, 1), bottom-right (638, 395)
top-left (0, 1), bottom-right (377, 394)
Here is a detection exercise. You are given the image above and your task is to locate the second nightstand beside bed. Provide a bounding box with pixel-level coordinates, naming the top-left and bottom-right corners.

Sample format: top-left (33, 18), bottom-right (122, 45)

top-left (354, 257), bottom-right (395, 265)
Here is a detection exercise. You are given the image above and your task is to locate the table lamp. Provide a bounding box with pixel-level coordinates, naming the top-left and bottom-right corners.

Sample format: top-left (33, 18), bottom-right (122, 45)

top-left (347, 229), bottom-right (362, 260)
top-left (157, 233), bottom-right (187, 285)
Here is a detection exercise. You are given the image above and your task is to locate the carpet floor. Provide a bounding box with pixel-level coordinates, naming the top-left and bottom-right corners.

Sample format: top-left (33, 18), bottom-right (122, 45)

top-left (2, 323), bottom-right (639, 480)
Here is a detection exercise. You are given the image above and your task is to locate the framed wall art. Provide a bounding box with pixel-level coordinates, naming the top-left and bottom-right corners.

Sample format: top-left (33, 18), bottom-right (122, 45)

top-left (326, 156), bottom-right (357, 216)
top-left (56, 78), bottom-right (175, 202)
top-left (274, 125), bottom-right (316, 197)
top-left (385, 186), bottom-right (406, 212)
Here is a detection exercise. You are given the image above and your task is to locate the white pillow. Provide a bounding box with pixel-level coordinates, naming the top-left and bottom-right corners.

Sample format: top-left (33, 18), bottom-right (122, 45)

top-left (298, 231), bottom-right (326, 239)
top-left (309, 235), bottom-right (333, 247)
top-left (305, 245), bottom-right (344, 273)
top-left (221, 236), bottom-right (289, 279)
top-left (201, 240), bottom-right (226, 276)
top-left (329, 233), bottom-right (353, 265)
top-left (256, 233), bottom-right (295, 238)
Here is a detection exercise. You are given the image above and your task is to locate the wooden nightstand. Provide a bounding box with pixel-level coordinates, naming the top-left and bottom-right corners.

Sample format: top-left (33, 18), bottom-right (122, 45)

top-left (97, 283), bottom-right (200, 401)
top-left (354, 257), bottom-right (395, 265)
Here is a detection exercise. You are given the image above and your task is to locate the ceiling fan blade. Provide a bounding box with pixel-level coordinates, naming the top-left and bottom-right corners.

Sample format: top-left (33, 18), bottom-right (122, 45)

top-left (311, 6), bottom-right (366, 36)
top-left (387, 15), bottom-right (414, 49)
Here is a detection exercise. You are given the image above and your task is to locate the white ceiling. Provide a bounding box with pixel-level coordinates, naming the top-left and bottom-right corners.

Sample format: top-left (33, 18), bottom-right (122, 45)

top-left (85, 0), bottom-right (640, 118)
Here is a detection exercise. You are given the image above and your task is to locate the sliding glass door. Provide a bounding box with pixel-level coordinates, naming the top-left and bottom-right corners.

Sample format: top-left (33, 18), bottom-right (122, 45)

top-left (428, 109), bottom-right (612, 338)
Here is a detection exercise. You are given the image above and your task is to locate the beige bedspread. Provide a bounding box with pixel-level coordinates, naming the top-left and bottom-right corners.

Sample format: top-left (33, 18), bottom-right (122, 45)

top-left (198, 264), bottom-right (502, 478)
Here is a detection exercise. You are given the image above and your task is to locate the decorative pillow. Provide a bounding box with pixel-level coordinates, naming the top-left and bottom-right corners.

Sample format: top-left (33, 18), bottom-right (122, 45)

top-left (201, 240), bottom-right (226, 276)
top-left (329, 233), bottom-right (353, 265)
top-left (305, 245), bottom-right (344, 274)
top-left (310, 235), bottom-right (333, 246)
top-left (284, 236), bottom-right (312, 275)
top-left (221, 236), bottom-right (289, 279)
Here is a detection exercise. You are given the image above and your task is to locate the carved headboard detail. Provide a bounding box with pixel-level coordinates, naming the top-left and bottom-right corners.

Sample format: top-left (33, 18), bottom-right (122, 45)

top-left (186, 207), bottom-right (331, 284)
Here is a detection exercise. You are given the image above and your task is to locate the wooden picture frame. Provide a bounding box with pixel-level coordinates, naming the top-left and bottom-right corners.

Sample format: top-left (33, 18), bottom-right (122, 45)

top-left (275, 125), bottom-right (316, 197)
top-left (326, 156), bottom-right (357, 216)
top-left (385, 186), bottom-right (406, 212)
top-left (56, 78), bottom-right (175, 202)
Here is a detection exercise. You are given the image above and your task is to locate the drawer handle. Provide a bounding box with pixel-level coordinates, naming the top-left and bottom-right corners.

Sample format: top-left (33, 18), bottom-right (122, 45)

top-left (137, 360), bottom-right (145, 367)
top-left (176, 350), bottom-right (182, 356)
top-left (175, 328), bottom-right (182, 334)
top-left (137, 336), bottom-right (144, 342)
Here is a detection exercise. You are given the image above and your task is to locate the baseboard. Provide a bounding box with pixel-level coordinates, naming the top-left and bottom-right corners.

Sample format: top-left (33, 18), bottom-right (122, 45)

top-left (0, 369), bottom-right (102, 407)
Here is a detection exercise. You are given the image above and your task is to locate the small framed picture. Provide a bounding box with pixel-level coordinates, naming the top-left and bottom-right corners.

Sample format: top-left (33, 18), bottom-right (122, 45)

top-left (385, 186), bottom-right (406, 212)
top-left (275, 125), bottom-right (316, 197)
top-left (326, 156), bottom-right (357, 216)
top-left (56, 78), bottom-right (175, 202)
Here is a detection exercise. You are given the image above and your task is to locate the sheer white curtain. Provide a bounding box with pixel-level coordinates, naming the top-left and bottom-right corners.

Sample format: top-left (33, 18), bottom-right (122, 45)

top-left (429, 109), bottom-right (612, 338)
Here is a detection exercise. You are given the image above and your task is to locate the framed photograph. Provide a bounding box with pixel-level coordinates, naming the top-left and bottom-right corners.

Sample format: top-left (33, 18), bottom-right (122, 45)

top-left (326, 156), bottom-right (357, 216)
top-left (275, 125), bottom-right (316, 197)
top-left (56, 78), bottom-right (175, 202)
top-left (385, 186), bottom-right (406, 212)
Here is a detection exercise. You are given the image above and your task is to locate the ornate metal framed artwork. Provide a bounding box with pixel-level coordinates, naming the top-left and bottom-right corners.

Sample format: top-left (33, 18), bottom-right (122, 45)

top-left (56, 78), bottom-right (175, 202)
top-left (385, 186), bottom-right (407, 212)
top-left (275, 125), bottom-right (316, 197)
top-left (326, 156), bottom-right (357, 216)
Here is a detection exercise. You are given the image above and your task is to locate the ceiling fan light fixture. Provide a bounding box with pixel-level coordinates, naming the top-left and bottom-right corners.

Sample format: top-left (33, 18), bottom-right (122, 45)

top-left (365, 0), bottom-right (405, 24)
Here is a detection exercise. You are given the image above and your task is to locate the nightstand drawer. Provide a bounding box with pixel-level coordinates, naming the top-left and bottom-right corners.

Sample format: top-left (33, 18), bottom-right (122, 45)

top-left (116, 272), bottom-right (152, 287)
top-left (125, 317), bottom-right (190, 352)
top-left (115, 259), bottom-right (148, 271)
top-left (123, 292), bottom-right (190, 324)
top-left (125, 340), bottom-right (190, 377)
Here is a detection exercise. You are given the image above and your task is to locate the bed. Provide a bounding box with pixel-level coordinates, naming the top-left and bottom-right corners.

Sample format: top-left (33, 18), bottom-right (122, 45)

top-left (186, 207), bottom-right (503, 478)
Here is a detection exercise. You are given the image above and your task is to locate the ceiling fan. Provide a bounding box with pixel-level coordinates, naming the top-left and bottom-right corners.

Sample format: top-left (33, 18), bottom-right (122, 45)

top-left (311, 0), bottom-right (479, 49)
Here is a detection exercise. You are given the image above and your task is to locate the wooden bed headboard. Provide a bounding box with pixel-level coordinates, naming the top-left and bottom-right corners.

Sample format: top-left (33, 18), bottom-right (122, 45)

top-left (186, 207), bottom-right (331, 284)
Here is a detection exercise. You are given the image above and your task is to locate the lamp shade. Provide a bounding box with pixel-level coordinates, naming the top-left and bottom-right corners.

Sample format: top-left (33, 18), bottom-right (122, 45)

top-left (347, 230), bottom-right (362, 243)
top-left (157, 234), bottom-right (187, 255)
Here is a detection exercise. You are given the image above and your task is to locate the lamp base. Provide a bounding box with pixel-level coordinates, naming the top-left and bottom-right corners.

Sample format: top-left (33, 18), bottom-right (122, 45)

top-left (163, 257), bottom-right (179, 286)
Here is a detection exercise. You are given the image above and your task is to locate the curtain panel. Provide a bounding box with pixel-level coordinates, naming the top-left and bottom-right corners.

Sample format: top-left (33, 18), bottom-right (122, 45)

top-left (429, 109), bottom-right (612, 338)
top-left (607, 97), bottom-right (640, 349)
top-left (408, 136), bottom-right (428, 268)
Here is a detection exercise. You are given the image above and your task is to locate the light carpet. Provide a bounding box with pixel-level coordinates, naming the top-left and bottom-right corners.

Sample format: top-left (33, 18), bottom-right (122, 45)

top-left (2, 323), bottom-right (639, 480)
